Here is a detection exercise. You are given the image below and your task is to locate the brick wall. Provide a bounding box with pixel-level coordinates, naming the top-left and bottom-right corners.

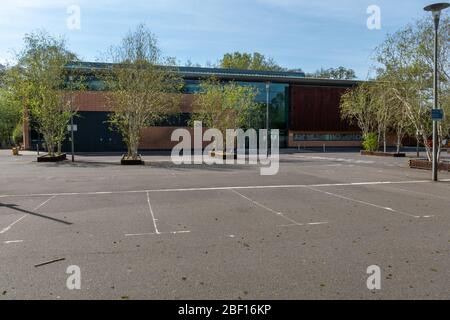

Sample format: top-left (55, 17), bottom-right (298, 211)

top-left (72, 91), bottom-right (194, 113)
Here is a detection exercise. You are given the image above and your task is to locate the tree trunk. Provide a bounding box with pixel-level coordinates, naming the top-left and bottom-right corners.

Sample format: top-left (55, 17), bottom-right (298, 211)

top-left (396, 124), bottom-right (403, 154)
top-left (421, 133), bottom-right (432, 161)
top-left (377, 126), bottom-right (381, 151)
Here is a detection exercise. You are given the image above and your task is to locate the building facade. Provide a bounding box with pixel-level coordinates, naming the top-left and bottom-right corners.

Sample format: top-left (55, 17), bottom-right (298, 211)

top-left (24, 62), bottom-right (362, 152)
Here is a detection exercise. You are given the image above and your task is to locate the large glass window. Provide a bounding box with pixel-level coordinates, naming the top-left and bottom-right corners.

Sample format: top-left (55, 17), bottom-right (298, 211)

top-left (238, 82), bottom-right (289, 147)
top-left (182, 79), bottom-right (289, 147)
top-left (236, 82), bottom-right (289, 130)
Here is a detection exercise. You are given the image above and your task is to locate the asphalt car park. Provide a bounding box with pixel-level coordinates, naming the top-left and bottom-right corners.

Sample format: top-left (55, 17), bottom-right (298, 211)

top-left (1, 150), bottom-right (449, 299)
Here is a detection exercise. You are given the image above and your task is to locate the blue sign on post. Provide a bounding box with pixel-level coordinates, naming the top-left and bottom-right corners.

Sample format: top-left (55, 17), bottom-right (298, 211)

top-left (431, 109), bottom-right (444, 121)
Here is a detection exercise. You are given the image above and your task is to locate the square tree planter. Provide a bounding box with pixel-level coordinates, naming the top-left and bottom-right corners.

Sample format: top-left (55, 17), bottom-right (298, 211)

top-left (37, 153), bottom-right (67, 163)
top-left (121, 155), bottom-right (144, 165)
top-left (360, 150), bottom-right (406, 157)
top-left (409, 159), bottom-right (450, 171)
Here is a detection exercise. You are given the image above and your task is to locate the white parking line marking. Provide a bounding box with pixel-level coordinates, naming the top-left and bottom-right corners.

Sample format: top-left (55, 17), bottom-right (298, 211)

top-left (230, 189), bottom-right (327, 227)
top-left (126, 194), bottom-right (191, 237)
top-left (146, 192), bottom-right (160, 235)
top-left (125, 232), bottom-right (156, 237)
top-left (0, 179), bottom-right (444, 198)
top-left (0, 215), bottom-right (27, 234)
top-left (307, 222), bottom-right (329, 225)
top-left (304, 186), bottom-right (421, 219)
top-left (125, 230), bottom-right (191, 237)
top-left (3, 240), bottom-right (24, 244)
top-left (278, 222), bottom-right (329, 228)
top-left (292, 155), bottom-right (375, 164)
top-left (0, 195), bottom-right (56, 234)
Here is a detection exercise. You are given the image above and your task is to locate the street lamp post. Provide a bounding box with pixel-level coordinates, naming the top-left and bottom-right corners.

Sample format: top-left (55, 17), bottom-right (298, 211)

top-left (70, 115), bottom-right (75, 162)
top-left (266, 82), bottom-right (270, 154)
top-left (424, 2), bottom-right (450, 181)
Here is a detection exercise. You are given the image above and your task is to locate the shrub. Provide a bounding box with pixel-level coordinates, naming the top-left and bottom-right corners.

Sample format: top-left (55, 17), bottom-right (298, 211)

top-left (362, 132), bottom-right (378, 152)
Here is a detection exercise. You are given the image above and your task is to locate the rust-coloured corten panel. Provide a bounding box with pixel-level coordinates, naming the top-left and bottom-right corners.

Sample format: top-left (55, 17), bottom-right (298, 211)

top-left (289, 85), bottom-right (358, 132)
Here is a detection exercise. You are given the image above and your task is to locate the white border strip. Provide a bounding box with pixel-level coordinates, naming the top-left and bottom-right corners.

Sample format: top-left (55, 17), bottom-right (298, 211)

top-left (1, 179), bottom-right (446, 198)
top-left (146, 192), bottom-right (160, 235)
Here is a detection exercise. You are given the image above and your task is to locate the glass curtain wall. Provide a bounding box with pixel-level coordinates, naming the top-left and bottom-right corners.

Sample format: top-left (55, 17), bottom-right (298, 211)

top-left (184, 80), bottom-right (289, 147)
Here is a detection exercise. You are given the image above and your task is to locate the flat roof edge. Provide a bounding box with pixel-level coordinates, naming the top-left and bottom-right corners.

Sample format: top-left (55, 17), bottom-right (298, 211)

top-left (66, 61), bottom-right (362, 86)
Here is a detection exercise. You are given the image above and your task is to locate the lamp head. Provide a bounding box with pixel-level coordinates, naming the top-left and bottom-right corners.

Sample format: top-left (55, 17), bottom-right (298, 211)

top-left (424, 2), bottom-right (450, 14)
top-left (424, 3), bottom-right (449, 27)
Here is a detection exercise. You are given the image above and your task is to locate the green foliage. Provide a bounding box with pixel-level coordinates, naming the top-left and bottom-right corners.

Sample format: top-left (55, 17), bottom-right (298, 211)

top-left (340, 82), bottom-right (378, 136)
top-left (102, 24), bottom-right (183, 160)
top-left (190, 78), bottom-right (259, 134)
top-left (0, 88), bottom-right (22, 147)
top-left (7, 30), bottom-right (81, 156)
top-left (362, 132), bottom-right (378, 152)
top-left (307, 66), bottom-right (357, 80)
top-left (12, 123), bottom-right (23, 146)
top-left (220, 52), bottom-right (284, 71)
top-left (342, 14), bottom-right (449, 158)
top-left (373, 14), bottom-right (450, 160)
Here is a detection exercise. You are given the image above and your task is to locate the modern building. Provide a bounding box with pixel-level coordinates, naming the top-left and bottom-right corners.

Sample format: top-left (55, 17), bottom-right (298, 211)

top-left (23, 62), bottom-right (363, 152)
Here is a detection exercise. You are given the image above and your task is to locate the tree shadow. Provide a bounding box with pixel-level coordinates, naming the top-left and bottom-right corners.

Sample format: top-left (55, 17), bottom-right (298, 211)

top-left (0, 203), bottom-right (73, 226)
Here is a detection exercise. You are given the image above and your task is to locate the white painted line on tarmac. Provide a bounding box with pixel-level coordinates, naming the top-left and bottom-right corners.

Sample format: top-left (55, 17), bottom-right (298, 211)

top-left (0, 215), bottom-right (27, 234)
top-left (230, 189), bottom-right (314, 227)
top-left (0, 195), bottom-right (56, 234)
top-left (125, 232), bottom-right (156, 237)
top-left (3, 240), bottom-right (24, 244)
top-left (292, 155), bottom-right (375, 164)
top-left (125, 193), bottom-right (191, 237)
top-left (307, 222), bottom-right (329, 225)
top-left (125, 230), bottom-right (191, 237)
top-left (304, 186), bottom-right (422, 219)
top-left (278, 222), bottom-right (329, 228)
top-left (146, 192), bottom-right (161, 235)
top-left (0, 179), bottom-right (446, 198)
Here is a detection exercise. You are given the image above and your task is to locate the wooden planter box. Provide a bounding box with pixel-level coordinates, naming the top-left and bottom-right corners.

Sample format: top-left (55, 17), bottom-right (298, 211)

top-left (409, 159), bottom-right (450, 171)
top-left (121, 155), bottom-right (144, 165)
top-left (37, 153), bottom-right (67, 163)
top-left (360, 151), bottom-right (406, 157)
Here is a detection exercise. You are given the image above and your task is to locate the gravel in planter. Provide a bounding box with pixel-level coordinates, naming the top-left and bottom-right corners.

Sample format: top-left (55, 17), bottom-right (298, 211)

top-left (120, 155), bottom-right (144, 165)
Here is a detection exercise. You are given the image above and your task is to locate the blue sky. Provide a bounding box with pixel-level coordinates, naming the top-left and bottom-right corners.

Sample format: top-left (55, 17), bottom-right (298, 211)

top-left (0, 0), bottom-right (440, 79)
